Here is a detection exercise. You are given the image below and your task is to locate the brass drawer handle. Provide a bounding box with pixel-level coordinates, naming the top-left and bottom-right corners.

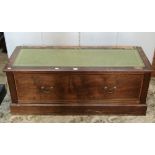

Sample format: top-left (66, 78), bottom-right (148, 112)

top-left (104, 86), bottom-right (117, 94)
top-left (40, 86), bottom-right (54, 93)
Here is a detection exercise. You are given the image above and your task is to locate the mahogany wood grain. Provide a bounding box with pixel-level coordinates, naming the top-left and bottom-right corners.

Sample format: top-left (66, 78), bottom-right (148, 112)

top-left (13, 73), bottom-right (143, 103)
top-left (70, 74), bottom-right (143, 100)
top-left (14, 73), bottom-right (69, 103)
top-left (4, 46), bottom-right (152, 115)
top-left (6, 72), bottom-right (18, 103)
top-left (140, 73), bottom-right (151, 104)
top-left (11, 103), bottom-right (147, 115)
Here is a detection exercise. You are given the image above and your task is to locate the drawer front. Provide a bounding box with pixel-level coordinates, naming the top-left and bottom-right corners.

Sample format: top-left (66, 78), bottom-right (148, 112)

top-left (14, 73), bottom-right (69, 103)
top-left (70, 74), bottom-right (143, 100)
top-left (14, 73), bottom-right (143, 104)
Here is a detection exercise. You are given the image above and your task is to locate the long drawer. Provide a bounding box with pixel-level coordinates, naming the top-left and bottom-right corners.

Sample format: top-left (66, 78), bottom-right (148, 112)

top-left (70, 74), bottom-right (143, 100)
top-left (14, 73), bottom-right (143, 104)
top-left (14, 73), bottom-right (69, 103)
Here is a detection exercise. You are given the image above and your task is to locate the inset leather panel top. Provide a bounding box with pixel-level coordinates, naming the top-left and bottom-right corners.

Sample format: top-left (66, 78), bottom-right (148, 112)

top-left (12, 48), bottom-right (145, 67)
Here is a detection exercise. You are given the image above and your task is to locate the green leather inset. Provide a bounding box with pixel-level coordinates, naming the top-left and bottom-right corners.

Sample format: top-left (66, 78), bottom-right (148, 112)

top-left (13, 48), bottom-right (145, 67)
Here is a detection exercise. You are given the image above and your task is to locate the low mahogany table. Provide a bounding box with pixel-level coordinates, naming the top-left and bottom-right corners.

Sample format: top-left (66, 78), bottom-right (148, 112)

top-left (4, 46), bottom-right (152, 115)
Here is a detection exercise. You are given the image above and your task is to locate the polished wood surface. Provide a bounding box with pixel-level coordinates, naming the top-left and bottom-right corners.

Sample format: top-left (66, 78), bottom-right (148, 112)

top-left (14, 73), bottom-right (69, 103)
top-left (70, 74), bottom-right (143, 100)
top-left (6, 72), bottom-right (18, 103)
top-left (11, 103), bottom-right (147, 115)
top-left (4, 46), bottom-right (152, 115)
top-left (14, 73), bottom-right (143, 103)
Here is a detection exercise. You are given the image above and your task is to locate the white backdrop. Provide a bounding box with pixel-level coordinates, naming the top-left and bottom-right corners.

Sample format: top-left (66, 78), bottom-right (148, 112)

top-left (4, 32), bottom-right (155, 63)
